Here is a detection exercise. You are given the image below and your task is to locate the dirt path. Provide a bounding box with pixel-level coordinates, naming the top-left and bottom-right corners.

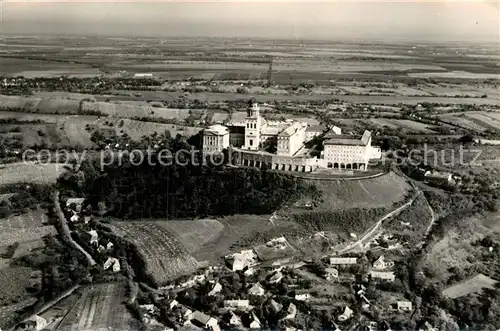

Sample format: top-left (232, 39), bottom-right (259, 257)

top-left (53, 190), bottom-right (96, 266)
top-left (423, 195), bottom-right (436, 237)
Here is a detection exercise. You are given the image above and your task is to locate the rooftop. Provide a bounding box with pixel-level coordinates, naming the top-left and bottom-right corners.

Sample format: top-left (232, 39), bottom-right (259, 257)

top-left (205, 124), bottom-right (229, 136)
top-left (324, 130), bottom-right (372, 146)
top-left (306, 125), bottom-right (326, 132)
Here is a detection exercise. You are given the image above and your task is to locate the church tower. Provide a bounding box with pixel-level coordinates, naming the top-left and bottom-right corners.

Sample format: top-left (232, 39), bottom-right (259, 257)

top-left (244, 102), bottom-right (262, 150)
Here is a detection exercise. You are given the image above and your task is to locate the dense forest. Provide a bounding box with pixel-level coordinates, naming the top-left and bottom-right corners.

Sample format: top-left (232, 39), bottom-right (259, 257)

top-left (59, 154), bottom-right (321, 219)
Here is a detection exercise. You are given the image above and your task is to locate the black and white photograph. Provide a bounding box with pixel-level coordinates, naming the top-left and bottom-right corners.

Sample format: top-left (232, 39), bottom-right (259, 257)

top-left (0, 0), bottom-right (499, 330)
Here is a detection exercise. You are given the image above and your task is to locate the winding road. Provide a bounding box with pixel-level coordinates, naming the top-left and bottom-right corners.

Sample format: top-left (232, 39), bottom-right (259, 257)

top-left (338, 186), bottom-right (422, 255)
top-left (53, 190), bottom-right (96, 266)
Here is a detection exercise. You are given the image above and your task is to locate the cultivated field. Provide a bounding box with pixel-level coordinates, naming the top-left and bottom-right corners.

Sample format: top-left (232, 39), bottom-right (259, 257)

top-left (0, 111), bottom-right (68, 123)
top-left (81, 100), bottom-right (195, 120)
top-left (301, 172), bottom-right (412, 211)
top-left (0, 227), bottom-right (56, 246)
top-left (156, 219), bottom-right (225, 253)
top-left (365, 118), bottom-right (436, 133)
top-left (0, 210), bottom-right (50, 229)
top-left (0, 163), bottom-right (66, 185)
top-left (463, 112), bottom-right (500, 131)
top-left (56, 283), bottom-right (140, 330)
top-left (108, 222), bottom-right (199, 284)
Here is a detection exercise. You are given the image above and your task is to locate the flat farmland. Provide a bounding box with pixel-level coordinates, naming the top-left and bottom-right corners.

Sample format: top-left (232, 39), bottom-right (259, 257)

top-left (302, 172), bottom-right (412, 211)
top-left (0, 95), bottom-right (81, 114)
top-left (365, 118), bottom-right (436, 133)
top-left (1, 123), bottom-right (70, 148)
top-left (155, 219), bottom-right (225, 254)
top-left (32, 91), bottom-right (96, 102)
top-left (81, 100), bottom-right (194, 121)
top-left (0, 210), bottom-right (49, 229)
top-left (56, 283), bottom-right (140, 330)
top-left (0, 57), bottom-right (101, 77)
top-left (0, 111), bottom-right (67, 123)
top-left (0, 163), bottom-right (66, 185)
top-left (102, 118), bottom-right (202, 140)
top-left (108, 222), bottom-right (198, 284)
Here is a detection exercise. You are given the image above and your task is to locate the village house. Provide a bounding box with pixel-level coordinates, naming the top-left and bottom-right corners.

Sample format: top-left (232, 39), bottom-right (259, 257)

top-left (282, 303), bottom-right (297, 320)
top-left (372, 256), bottom-right (394, 270)
top-left (248, 283), bottom-right (265, 296)
top-left (70, 214), bottom-right (80, 223)
top-left (88, 230), bottom-right (98, 246)
top-left (208, 282), bottom-right (222, 296)
top-left (224, 300), bottom-right (251, 310)
top-left (225, 250), bottom-right (258, 271)
top-left (330, 257), bottom-right (357, 265)
top-left (269, 270), bottom-right (283, 284)
top-left (249, 312), bottom-right (261, 329)
top-left (396, 301), bottom-right (412, 312)
top-left (228, 311), bottom-right (242, 326)
top-left (16, 315), bottom-right (48, 331)
top-left (338, 306), bottom-right (354, 321)
top-left (423, 170), bottom-right (453, 187)
top-left (103, 257), bottom-right (120, 272)
top-left (268, 299), bottom-right (283, 313)
top-left (325, 267), bottom-right (339, 280)
top-left (295, 293), bottom-right (311, 301)
top-left (370, 270), bottom-right (396, 282)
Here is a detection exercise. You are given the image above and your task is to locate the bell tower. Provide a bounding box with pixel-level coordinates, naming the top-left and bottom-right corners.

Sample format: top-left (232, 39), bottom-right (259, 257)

top-left (244, 103), bottom-right (262, 150)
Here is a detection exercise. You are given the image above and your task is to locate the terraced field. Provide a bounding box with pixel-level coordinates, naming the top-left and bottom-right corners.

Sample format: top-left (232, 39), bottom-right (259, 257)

top-left (155, 219), bottom-right (225, 253)
top-left (108, 222), bottom-right (198, 284)
top-left (464, 112), bottom-right (500, 131)
top-left (56, 283), bottom-right (140, 330)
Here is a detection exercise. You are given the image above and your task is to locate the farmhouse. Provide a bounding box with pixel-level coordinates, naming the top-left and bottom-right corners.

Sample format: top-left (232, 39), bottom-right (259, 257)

top-left (189, 311), bottom-right (220, 331)
top-left (372, 256), bottom-right (394, 270)
top-left (325, 267), bottom-right (339, 280)
top-left (16, 316), bottom-right (48, 331)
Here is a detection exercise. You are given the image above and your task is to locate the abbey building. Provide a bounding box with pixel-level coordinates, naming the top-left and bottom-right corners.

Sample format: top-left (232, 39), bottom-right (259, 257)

top-left (202, 103), bottom-right (381, 172)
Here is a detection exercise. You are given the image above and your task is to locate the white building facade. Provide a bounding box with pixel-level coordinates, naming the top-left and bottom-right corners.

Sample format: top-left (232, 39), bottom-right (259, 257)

top-left (203, 124), bottom-right (230, 154)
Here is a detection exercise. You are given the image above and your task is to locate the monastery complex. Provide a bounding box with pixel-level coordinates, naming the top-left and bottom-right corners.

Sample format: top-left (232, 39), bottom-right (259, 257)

top-left (203, 102), bottom-right (381, 172)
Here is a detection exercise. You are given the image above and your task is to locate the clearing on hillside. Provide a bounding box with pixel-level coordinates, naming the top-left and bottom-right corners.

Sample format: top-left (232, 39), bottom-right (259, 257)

top-left (155, 219), bottom-right (225, 253)
top-left (55, 283), bottom-right (141, 330)
top-left (107, 222), bottom-right (198, 285)
top-left (0, 163), bottom-right (66, 185)
top-left (443, 274), bottom-right (497, 299)
top-left (300, 172), bottom-right (412, 211)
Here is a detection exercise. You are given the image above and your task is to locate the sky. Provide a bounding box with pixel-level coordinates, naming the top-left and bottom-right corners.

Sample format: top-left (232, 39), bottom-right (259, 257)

top-left (1, 1), bottom-right (499, 42)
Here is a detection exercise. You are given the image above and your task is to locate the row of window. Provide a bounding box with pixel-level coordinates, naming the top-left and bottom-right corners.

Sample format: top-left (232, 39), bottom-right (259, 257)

top-left (246, 122), bottom-right (258, 129)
